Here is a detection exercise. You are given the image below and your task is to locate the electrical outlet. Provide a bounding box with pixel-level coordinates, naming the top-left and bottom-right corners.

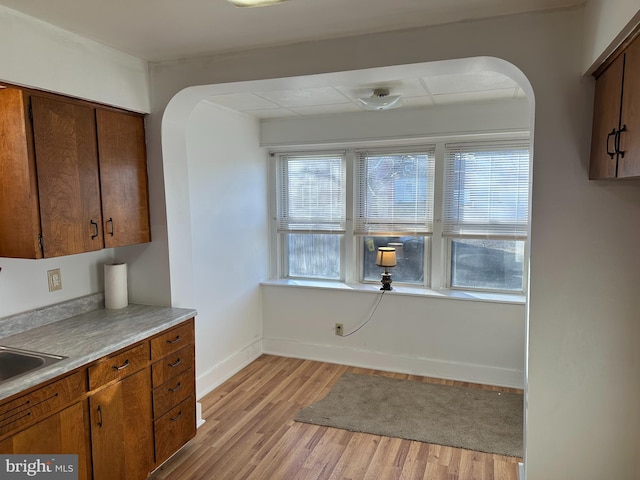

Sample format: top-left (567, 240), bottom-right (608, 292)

top-left (47, 268), bottom-right (62, 292)
top-left (335, 323), bottom-right (344, 336)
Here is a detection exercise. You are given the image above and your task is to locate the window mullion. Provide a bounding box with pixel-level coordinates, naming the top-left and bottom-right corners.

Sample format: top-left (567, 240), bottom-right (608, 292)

top-left (431, 142), bottom-right (446, 289)
top-left (344, 150), bottom-right (354, 283)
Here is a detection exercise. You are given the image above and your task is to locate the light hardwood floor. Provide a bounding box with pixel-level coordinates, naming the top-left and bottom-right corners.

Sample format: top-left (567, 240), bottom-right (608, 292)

top-left (151, 355), bottom-right (522, 480)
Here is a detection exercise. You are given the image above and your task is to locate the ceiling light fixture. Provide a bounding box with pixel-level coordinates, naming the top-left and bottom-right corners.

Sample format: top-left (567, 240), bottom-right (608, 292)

top-left (227, 0), bottom-right (289, 7)
top-left (358, 88), bottom-right (401, 111)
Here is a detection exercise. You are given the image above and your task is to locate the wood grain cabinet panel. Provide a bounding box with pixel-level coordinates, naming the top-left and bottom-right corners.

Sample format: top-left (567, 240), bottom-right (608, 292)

top-left (0, 402), bottom-right (91, 480)
top-left (0, 88), bottom-right (45, 258)
top-left (590, 32), bottom-right (640, 179)
top-left (150, 320), bottom-right (195, 360)
top-left (31, 95), bottom-right (103, 257)
top-left (150, 319), bottom-right (196, 469)
top-left (96, 109), bottom-right (151, 248)
top-left (0, 370), bottom-right (86, 438)
top-left (0, 86), bottom-right (151, 258)
top-left (88, 342), bottom-right (150, 390)
top-left (90, 368), bottom-right (153, 480)
top-left (151, 345), bottom-right (194, 389)
top-left (153, 396), bottom-right (196, 467)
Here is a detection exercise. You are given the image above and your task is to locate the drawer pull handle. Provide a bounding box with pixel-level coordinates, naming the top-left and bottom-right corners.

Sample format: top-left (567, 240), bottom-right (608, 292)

top-left (167, 335), bottom-right (181, 344)
top-left (106, 217), bottom-right (114, 237)
top-left (97, 405), bottom-right (103, 427)
top-left (170, 411), bottom-right (183, 422)
top-left (1, 399), bottom-right (30, 417)
top-left (168, 358), bottom-right (182, 368)
top-left (112, 359), bottom-right (130, 371)
top-left (0, 411), bottom-right (31, 429)
top-left (169, 382), bottom-right (182, 393)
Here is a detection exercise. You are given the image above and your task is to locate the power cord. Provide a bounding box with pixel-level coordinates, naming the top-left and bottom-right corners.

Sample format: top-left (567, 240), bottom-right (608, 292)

top-left (341, 290), bottom-right (386, 337)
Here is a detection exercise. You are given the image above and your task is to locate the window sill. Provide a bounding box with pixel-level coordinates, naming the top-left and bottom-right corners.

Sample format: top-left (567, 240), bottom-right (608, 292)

top-left (260, 279), bottom-right (526, 305)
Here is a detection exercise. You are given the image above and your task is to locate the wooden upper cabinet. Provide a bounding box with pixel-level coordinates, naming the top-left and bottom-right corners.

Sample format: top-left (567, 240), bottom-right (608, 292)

top-left (590, 32), bottom-right (640, 179)
top-left (0, 86), bottom-right (151, 258)
top-left (96, 109), bottom-right (151, 248)
top-left (0, 88), bottom-right (41, 258)
top-left (618, 34), bottom-right (640, 177)
top-left (31, 95), bottom-right (104, 257)
top-left (590, 54), bottom-right (624, 179)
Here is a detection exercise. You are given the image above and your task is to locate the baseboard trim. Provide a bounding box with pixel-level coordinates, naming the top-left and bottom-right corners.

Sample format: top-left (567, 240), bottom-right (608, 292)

top-left (196, 339), bottom-right (263, 399)
top-left (262, 338), bottom-right (524, 389)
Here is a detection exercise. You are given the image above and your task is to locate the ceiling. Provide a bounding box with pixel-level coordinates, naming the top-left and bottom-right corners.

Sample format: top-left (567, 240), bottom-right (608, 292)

top-left (205, 71), bottom-right (527, 119)
top-left (0, 0), bottom-right (579, 118)
top-left (0, 0), bottom-right (584, 62)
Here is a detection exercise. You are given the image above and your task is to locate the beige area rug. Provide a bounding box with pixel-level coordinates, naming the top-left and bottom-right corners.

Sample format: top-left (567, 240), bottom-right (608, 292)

top-left (294, 373), bottom-right (523, 457)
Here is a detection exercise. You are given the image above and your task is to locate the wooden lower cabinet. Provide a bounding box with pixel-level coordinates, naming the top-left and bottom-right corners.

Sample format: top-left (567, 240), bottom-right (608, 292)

top-left (154, 395), bottom-right (196, 465)
top-left (0, 318), bottom-right (196, 480)
top-left (90, 368), bottom-right (153, 480)
top-left (0, 401), bottom-right (92, 480)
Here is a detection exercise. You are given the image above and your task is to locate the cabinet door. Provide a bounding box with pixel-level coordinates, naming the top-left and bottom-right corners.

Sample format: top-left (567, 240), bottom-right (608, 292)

top-left (590, 53), bottom-right (624, 179)
top-left (0, 88), bottom-right (41, 258)
top-left (31, 95), bottom-right (103, 257)
top-left (618, 35), bottom-right (640, 177)
top-left (90, 369), bottom-right (153, 480)
top-left (96, 109), bottom-right (151, 248)
top-left (0, 402), bottom-right (91, 480)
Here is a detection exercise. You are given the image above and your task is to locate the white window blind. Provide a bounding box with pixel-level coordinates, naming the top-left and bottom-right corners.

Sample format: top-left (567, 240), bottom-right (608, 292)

top-left (443, 141), bottom-right (530, 239)
top-left (354, 147), bottom-right (435, 236)
top-left (276, 153), bottom-right (346, 234)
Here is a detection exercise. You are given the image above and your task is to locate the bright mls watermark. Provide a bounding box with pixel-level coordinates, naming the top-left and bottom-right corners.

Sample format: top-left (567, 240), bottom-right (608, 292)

top-left (0, 455), bottom-right (77, 479)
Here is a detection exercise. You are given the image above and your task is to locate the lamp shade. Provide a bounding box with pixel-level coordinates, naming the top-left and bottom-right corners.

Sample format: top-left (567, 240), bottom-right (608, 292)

top-left (376, 247), bottom-right (397, 267)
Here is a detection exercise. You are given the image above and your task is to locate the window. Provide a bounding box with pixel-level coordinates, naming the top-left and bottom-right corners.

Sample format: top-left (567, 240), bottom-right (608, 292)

top-left (443, 141), bottom-right (530, 291)
top-left (275, 152), bottom-right (345, 280)
top-left (355, 148), bottom-right (435, 285)
top-left (272, 139), bottom-right (530, 293)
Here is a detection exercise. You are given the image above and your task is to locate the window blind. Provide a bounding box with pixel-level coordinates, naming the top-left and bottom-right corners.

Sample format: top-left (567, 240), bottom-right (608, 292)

top-left (354, 147), bottom-right (435, 236)
top-left (276, 153), bottom-right (346, 233)
top-left (443, 141), bottom-right (530, 239)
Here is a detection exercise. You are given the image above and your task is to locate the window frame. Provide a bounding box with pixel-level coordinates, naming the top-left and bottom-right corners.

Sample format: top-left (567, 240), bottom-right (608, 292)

top-left (270, 136), bottom-right (531, 294)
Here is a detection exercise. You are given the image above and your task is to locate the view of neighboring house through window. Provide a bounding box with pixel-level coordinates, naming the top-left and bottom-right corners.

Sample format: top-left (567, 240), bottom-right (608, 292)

top-left (273, 139), bottom-right (530, 293)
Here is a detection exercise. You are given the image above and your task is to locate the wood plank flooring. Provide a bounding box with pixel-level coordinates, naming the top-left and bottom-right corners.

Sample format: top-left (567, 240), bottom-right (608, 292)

top-left (151, 355), bottom-right (522, 480)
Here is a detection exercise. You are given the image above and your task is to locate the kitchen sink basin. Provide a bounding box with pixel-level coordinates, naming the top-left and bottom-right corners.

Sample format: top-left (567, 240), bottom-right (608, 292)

top-left (0, 346), bottom-right (66, 382)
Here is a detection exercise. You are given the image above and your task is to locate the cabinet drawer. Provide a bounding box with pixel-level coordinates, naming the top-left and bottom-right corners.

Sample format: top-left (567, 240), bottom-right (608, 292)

top-left (151, 345), bottom-right (194, 388)
top-left (88, 342), bottom-right (149, 390)
top-left (0, 370), bottom-right (86, 438)
top-left (154, 396), bottom-right (196, 465)
top-left (152, 368), bottom-right (194, 419)
top-left (150, 320), bottom-right (194, 361)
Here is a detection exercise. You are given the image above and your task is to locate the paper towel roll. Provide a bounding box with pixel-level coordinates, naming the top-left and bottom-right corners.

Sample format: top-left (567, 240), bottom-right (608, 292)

top-left (104, 263), bottom-right (128, 309)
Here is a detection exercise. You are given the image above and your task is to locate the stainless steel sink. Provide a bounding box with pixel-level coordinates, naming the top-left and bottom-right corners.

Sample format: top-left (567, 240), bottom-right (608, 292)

top-left (0, 346), bottom-right (66, 382)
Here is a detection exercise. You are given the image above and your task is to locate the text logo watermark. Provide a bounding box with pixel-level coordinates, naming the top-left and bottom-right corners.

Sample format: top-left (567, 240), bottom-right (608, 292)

top-left (0, 455), bottom-right (77, 479)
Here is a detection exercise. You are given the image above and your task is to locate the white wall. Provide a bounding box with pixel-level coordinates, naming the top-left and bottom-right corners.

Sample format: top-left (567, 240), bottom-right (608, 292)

top-left (150, 8), bottom-right (640, 479)
top-left (185, 101), bottom-right (268, 397)
top-left (0, 6), bottom-right (149, 112)
top-left (0, 251), bottom-right (113, 318)
top-left (263, 287), bottom-right (525, 387)
top-left (260, 98), bottom-right (530, 147)
top-left (0, 6), bottom-right (151, 318)
top-left (583, 0), bottom-right (640, 73)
